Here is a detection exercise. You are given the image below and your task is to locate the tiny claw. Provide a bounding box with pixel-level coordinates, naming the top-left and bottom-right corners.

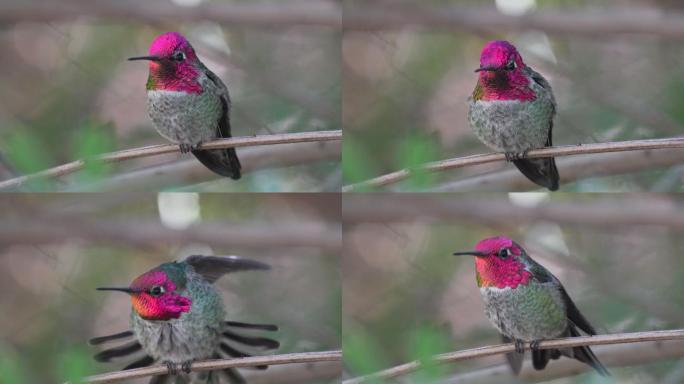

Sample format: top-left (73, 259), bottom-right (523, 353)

top-left (530, 340), bottom-right (541, 351)
top-left (514, 339), bottom-right (525, 354)
top-left (179, 144), bottom-right (192, 154)
top-left (164, 361), bottom-right (179, 375)
top-left (504, 151), bottom-right (528, 162)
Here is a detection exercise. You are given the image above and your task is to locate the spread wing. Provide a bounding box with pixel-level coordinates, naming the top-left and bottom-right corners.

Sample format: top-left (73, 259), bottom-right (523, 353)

top-left (183, 255), bottom-right (270, 284)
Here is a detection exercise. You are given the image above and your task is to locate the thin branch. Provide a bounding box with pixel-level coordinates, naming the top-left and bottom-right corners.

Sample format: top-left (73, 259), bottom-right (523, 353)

top-left (80, 350), bottom-right (342, 384)
top-left (432, 148), bottom-right (684, 192)
top-left (344, 5), bottom-right (684, 39)
top-left (343, 329), bottom-right (684, 384)
top-left (68, 141), bottom-right (341, 192)
top-left (0, 218), bottom-right (341, 252)
top-left (343, 195), bottom-right (684, 229)
top-left (0, 0), bottom-right (341, 28)
top-left (443, 339), bottom-right (684, 384)
top-left (342, 138), bottom-right (684, 192)
top-left (0, 130), bottom-right (342, 191)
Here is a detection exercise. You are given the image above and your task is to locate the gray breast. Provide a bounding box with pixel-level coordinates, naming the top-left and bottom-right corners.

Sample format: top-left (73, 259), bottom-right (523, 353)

top-left (467, 82), bottom-right (554, 153)
top-left (479, 283), bottom-right (567, 341)
top-left (146, 78), bottom-right (223, 147)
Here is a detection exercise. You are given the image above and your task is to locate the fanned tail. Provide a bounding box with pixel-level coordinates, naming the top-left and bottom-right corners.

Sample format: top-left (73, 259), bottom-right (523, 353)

top-left (563, 325), bottom-right (611, 376)
top-left (513, 157), bottom-right (559, 191)
top-left (501, 334), bottom-right (523, 375)
top-left (192, 148), bottom-right (241, 180)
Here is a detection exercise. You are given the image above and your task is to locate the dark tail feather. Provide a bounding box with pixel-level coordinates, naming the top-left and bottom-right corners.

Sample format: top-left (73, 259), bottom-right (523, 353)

top-left (192, 148), bottom-right (241, 179)
top-left (501, 335), bottom-right (523, 375)
top-left (513, 157), bottom-right (559, 191)
top-left (88, 330), bottom-right (134, 345)
top-left (93, 341), bottom-right (142, 362)
top-left (223, 321), bottom-right (278, 331)
top-left (211, 352), bottom-right (247, 384)
top-left (222, 368), bottom-right (246, 384)
top-left (220, 343), bottom-right (268, 370)
top-left (124, 355), bottom-right (155, 370)
top-left (566, 326), bottom-right (610, 376)
top-left (532, 348), bottom-right (549, 370)
top-left (222, 330), bottom-right (280, 349)
top-left (148, 375), bottom-right (171, 384)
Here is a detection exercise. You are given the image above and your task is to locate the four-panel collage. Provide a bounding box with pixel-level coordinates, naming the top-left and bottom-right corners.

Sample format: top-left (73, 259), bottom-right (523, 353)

top-left (2, 1), bottom-right (684, 383)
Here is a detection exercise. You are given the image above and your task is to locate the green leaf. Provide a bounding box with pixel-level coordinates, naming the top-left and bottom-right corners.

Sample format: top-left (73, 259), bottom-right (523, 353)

top-left (396, 133), bottom-right (438, 189)
top-left (343, 330), bottom-right (387, 383)
top-left (343, 137), bottom-right (377, 189)
top-left (55, 347), bottom-right (94, 383)
top-left (0, 349), bottom-right (27, 384)
top-left (2, 129), bottom-right (53, 190)
top-left (73, 121), bottom-right (115, 183)
top-left (408, 326), bottom-right (451, 382)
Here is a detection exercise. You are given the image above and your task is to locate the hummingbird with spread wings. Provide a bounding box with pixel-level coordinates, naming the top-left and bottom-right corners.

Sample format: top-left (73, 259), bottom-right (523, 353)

top-left (90, 255), bottom-right (279, 384)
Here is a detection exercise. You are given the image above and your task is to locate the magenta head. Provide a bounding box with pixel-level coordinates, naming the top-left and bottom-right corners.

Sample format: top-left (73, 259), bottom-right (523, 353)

top-left (476, 40), bottom-right (524, 73)
top-left (128, 32), bottom-right (202, 93)
top-left (454, 236), bottom-right (522, 258)
top-left (453, 236), bottom-right (530, 289)
top-left (97, 269), bottom-right (192, 321)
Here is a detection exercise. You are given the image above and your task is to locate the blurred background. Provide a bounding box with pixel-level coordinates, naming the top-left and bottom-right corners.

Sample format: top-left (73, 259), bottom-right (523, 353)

top-left (342, 193), bottom-right (684, 383)
top-left (343, 0), bottom-right (684, 192)
top-left (0, 0), bottom-right (341, 192)
top-left (0, 193), bottom-right (341, 383)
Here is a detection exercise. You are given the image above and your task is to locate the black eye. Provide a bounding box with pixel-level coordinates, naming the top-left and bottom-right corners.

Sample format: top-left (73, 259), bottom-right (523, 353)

top-left (150, 286), bottom-right (165, 296)
top-left (498, 248), bottom-right (511, 259)
top-left (172, 52), bottom-right (185, 61)
top-left (505, 60), bottom-right (516, 71)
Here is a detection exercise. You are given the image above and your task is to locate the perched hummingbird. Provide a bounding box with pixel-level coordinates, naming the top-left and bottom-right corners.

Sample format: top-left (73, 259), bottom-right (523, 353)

top-left (453, 236), bottom-right (609, 376)
top-left (129, 32), bottom-right (242, 179)
top-left (468, 40), bottom-right (559, 190)
top-left (90, 255), bottom-right (279, 384)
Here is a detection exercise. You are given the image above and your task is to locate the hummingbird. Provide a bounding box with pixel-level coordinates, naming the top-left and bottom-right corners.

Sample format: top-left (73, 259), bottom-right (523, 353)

top-left (453, 236), bottom-right (609, 376)
top-left (90, 255), bottom-right (279, 384)
top-left (468, 40), bottom-right (559, 191)
top-left (129, 32), bottom-right (242, 179)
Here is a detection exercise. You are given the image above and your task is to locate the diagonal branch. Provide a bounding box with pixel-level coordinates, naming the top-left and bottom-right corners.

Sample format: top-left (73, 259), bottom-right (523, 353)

top-left (0, 130), bottom-right (342, 191)
top-left (444, 339), bottom-right (684, 383)
top-left (0, 0), bottom-right (342, 28)
top-left (79, 350), bottom-right (342, 383)
top-left (342, 138), bottom-right (684, 192)
top-left (342, 329), bottom-right (684, 384)
top-left (344, 5), bottom-right (684, 39)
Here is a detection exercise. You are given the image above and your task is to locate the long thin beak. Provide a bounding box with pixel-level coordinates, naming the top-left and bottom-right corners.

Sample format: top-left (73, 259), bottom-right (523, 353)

top-left (97, 287), bottom-right (135, 294)
top-left (127, 55), bottom-right (160, 62)
top-left (453, 251), bottom-right (486, 257)
top-left (474, 66), bottom-right (497, 73)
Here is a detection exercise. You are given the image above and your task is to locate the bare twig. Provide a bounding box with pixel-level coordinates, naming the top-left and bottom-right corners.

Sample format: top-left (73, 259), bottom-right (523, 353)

top-left (69, 141), bottom-right (341, 192)
top-left (443, 339), bottom-right (684, 384)
top-left (343, 195), bottom-right (684, 229)
top-left (0, 130), bottom-right (342, 191)
top-left (344, 5), bottom-right (684, 39)
top-left (343, 329), bottom-right (684, 383)
top-left (432, 148), bottom-right (684, 192)
top-left (342, 138), bottom-right (684, 192)
top-left (0, 218), bottom-right (341, 252)
top-left (0, 0), bottom-right (341, 28)
top-left (80, 350), bottom-right (342, 383)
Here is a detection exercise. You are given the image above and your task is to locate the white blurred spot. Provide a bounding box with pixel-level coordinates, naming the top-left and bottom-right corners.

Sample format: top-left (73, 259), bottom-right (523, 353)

top-left (176, 244), bottom-right (215, 260)
top-left (519, 32), bottom-right (558, 64)
top-left (157, 193), bottom-right (201, 230)
top-left (172, 0), bottom-right (203, 7)
top-left (495, 0), bottom-right (536, 16)
top-left (191, 24), bottom-right (231, 56)
top-left (508, 192), bottom-right (549, 207)
top-left (525, 223), bottom-right (570, 256)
